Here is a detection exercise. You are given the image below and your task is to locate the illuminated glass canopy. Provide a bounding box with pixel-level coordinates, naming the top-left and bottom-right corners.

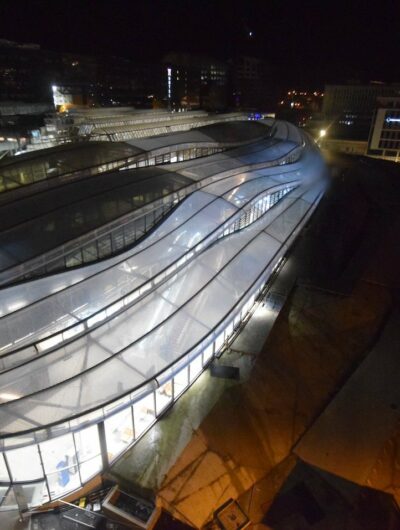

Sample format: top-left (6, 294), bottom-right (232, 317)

top-left (0, 119), bottom-right (326, 509)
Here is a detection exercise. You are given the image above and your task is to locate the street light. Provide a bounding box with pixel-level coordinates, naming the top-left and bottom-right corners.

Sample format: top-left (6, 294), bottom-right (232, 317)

top-left (317, 128), bottom-right (326, 147)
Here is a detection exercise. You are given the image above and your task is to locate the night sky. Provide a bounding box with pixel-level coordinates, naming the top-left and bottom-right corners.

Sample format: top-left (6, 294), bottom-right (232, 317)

top-left (0, 0), bottom-right (398, 89)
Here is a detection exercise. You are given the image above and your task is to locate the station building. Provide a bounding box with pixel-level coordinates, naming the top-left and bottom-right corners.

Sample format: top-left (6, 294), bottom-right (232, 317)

top-left (0, 118), bottom-right (326, 512)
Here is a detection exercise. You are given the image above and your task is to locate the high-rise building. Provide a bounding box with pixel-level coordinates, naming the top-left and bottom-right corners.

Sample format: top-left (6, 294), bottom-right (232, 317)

top-left (232, 55), bottom-right (270, 110)
top-left (163, 53), bottom-right (230, 110)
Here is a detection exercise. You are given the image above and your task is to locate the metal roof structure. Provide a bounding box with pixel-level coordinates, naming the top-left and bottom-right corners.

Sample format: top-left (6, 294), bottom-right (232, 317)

top-left (0, 120), bottom-right (272, 283)
top-left (0, 142), bottom-right (143, 193)
top-left (0, 119), bottom-right (327, 510)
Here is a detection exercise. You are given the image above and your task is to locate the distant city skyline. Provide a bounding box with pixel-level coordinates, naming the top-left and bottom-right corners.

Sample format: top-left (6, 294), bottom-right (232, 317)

top-left (0, 0), bottom-right (398, 88)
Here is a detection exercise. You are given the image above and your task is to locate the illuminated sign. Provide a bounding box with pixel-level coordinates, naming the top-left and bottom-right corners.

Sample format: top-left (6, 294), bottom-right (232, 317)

top-left (167, 68), bottom-right (172, 99)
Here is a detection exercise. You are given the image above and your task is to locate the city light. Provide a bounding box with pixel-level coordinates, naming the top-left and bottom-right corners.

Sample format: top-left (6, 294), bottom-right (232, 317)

top-left (319, 129), bottom-right (326, 137)
top-left (167, 67), bottom-right (172, 99)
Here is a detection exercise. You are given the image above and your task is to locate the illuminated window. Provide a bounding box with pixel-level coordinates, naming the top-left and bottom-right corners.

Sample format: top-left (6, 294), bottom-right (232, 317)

top-left (155, 380), bottom-right (173, 415)
top-left (8, 482), bottom-right (49, 509)
top-left (224, 321), bottom-right (234, 341)
top-left (105, 407), bottom-right (134, 462)
top-left (7, 445), bottom-right (43, 482)
top-left (174, 365), bottom-right (189, 397)
top-left (133, 393), bottom-right (155, 437)
top-left (189, 355), bottom-right (203, 382)
top-left (203, 343), bottom-right (213, 364)
top-left (215, 332), bottom-right (224, 352)
top-left (74, 425), bottom-right (102, 483)
top-left (40, 434), bottom-right (80, 498)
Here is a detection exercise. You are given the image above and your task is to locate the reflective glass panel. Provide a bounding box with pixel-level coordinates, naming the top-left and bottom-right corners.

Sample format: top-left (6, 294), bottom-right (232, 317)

top-left (46, 468), bottom-right (80, 499)
top-left (79, 455), bottom-right (102, 483)
top-left (40, 433), bottom-right (79, 499)
top-left (6, 445), bottom-right (43, 482)
top-left (40, 434), bottom-right (76, 474)
top-left (19, 481), bottom-right (49, 508)
top-left (174, 365), bottom-right (189, 397)
top-left (155, 380), bottom-right (173, 415)
top-left (189, 355), bottom-right (203, 382)
top-left (133, 393), bottom-right (155, 438)
top-left (74, 425), bottom-right (100, 464)
top-left (104, 407), bottom-right (134, 462)
top-left (203, 343), bottom-right (213, 364)
top-left (0, 454), bottom-right (9, 482)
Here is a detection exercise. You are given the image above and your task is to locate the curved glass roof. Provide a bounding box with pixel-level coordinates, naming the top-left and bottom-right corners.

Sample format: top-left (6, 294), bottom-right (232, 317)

top-left (0, 181), bottom-right (324, 436)
top-left (88, 112), bottom-right (248, 138)
top-left (0, 160), bottom-right (311, 328)
top-left (195, 120), bottom-right (270, 143)
top-left (125, 120), bottom-right (270, 151)
top-left (0, 120), bottom-right (327, 439)
top-left (0, 176), bottom-right (303, 358)
top-left (0, 124), bottom-right (301, 276)
top-left (0, 167), bottom-right (192, 272)
top-left (0, 118), bottom-right (269, 197)
top-left (0, 142), bottom-right (143, 193)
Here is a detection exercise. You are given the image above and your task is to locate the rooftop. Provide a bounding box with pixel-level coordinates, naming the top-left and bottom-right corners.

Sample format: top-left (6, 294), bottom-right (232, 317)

top-left (0, 141), bottom-right (143, 193)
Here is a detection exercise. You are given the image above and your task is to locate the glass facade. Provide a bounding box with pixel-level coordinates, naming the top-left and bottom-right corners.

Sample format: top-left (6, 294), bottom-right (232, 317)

top-left (0, 277), bottom-right (272, 504)
top-left (7, 445), bottom-right (43, 482)
top-left (105, 407), bottom-right (134, 462)
top-left (0, 453), bottom-right (9, 482)
top-left (0, 145), bottom-right (139, 194)
top-left (0, 118), bottom-right (326, 512)
top-left (155, 381), bottom-right (173, 415)
top-left (74, 425), bottom-right (102, 483)
top-left (124, 146), bottom-right (224, 170)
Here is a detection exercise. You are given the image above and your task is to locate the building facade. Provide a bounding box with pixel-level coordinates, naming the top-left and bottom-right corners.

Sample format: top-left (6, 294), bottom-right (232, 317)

top-left (0, 120), bottom-right (326, 513)
top-left (367, 97), bottom-right (400, 162)
top-left (232, 55), bottom-right (270, 110)
top-left (323, 83), bottom-right (400, 139)
top-left (0, 39), bottom-right (162, 109)
top-left (163, 53), bottom-right (230, 111)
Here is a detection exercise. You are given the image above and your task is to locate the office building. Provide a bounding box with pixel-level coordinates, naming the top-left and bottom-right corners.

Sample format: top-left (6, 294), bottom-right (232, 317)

top-left (323, 83), bottom-right (400, 139)
top-left (367, 97), bottom-right (400, 162)
top-left (163, 53), bottom-right (230, 110)
top-left (232, 55), bottom-right (270, 110)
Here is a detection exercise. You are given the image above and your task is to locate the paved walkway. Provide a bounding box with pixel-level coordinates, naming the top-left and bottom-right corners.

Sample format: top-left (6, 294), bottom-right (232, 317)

top-left (295, 309), bottom-right (400, 485)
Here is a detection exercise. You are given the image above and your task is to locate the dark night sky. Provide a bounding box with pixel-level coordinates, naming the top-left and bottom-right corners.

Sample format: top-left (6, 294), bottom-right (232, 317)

top-left (0, 0), bottom-right (398, 89)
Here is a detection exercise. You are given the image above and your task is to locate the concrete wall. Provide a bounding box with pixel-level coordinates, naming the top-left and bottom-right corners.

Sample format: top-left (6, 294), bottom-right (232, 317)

top-left (323, 138), bottom-right (368, 156)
